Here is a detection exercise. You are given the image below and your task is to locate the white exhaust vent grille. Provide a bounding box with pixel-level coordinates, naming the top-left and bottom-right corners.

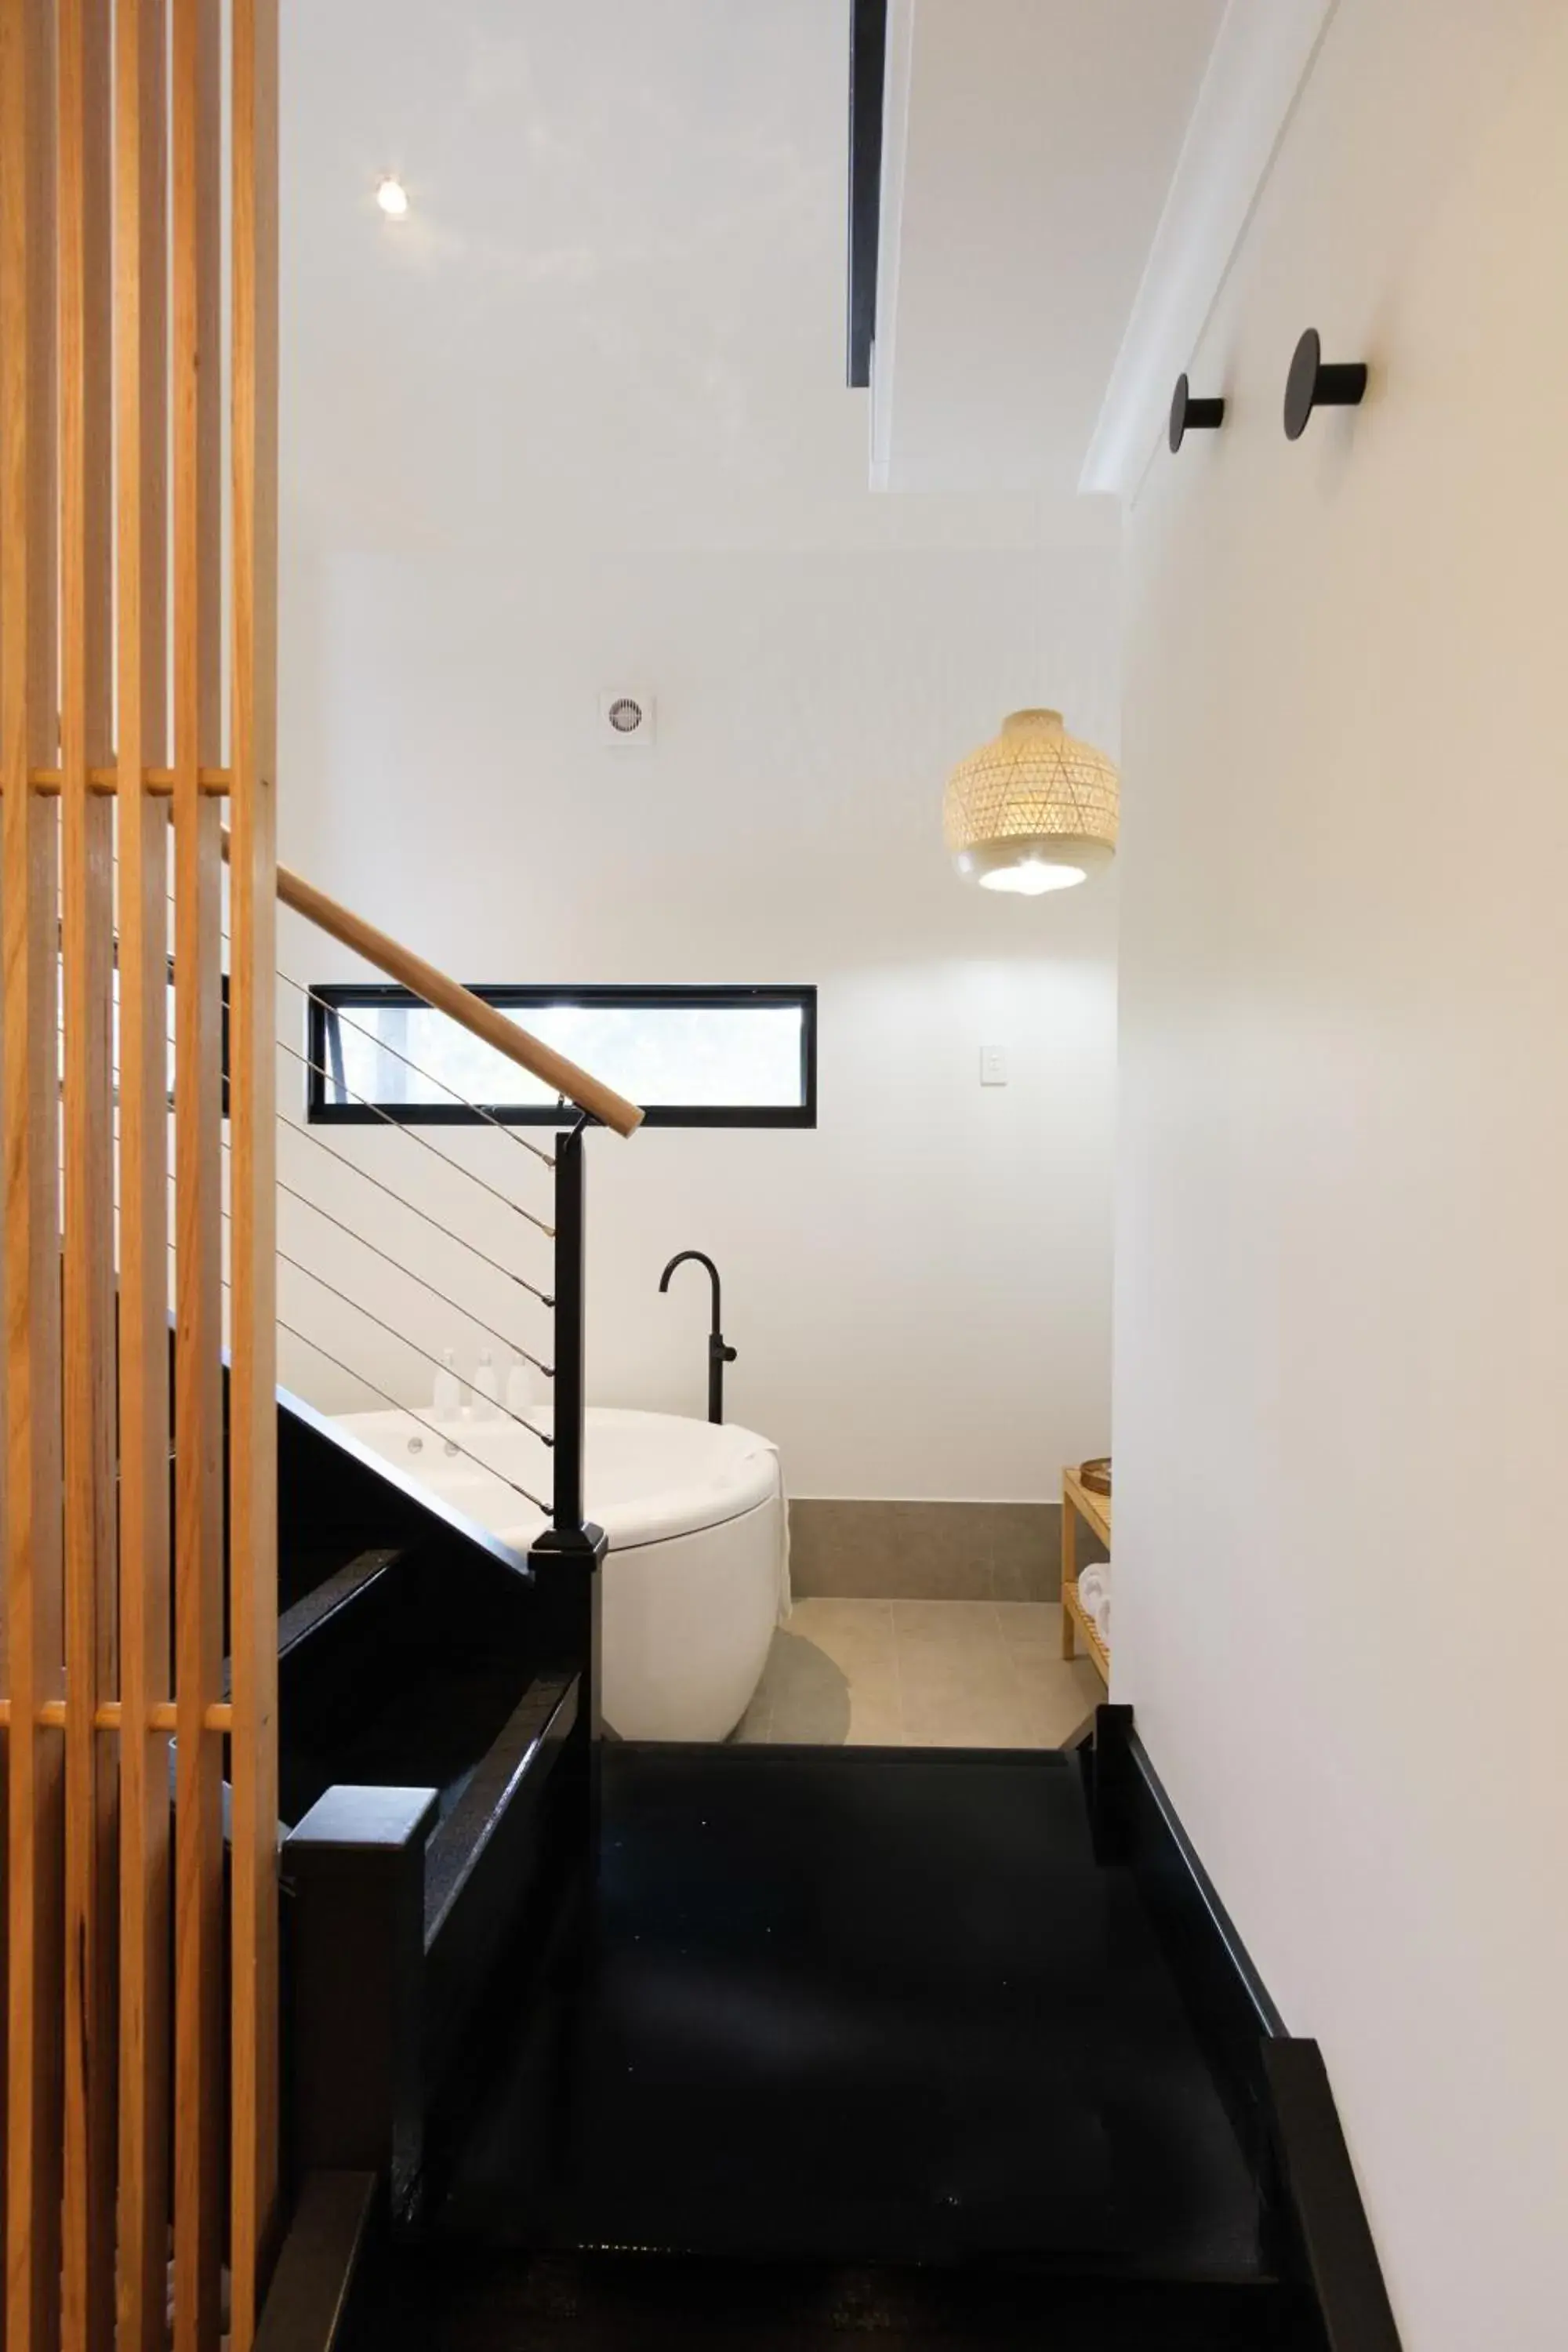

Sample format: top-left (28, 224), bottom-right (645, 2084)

top-left (599, 690), bottom-right (656, 746)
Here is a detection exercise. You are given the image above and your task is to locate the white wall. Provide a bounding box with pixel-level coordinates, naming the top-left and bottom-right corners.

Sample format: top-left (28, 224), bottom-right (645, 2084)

top-left (1114, 4), bottom-right (1568, 2345)
top-left (274, 0), bottom-right (1122, 1503)
top-left (276, 539), bottom-right (1120, 1498)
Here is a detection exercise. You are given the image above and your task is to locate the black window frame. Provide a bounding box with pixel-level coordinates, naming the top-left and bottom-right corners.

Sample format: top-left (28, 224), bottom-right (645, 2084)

top-left (305, 982), bottom-right (818, 1131)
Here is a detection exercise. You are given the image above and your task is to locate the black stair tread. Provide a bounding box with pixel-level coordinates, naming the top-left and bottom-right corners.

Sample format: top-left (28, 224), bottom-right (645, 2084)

top-left (276, 1546), bottom-right (405, 1658)
top-left (362, 2252), bottom-right (1301, 2351)
top-left (281, 1653), bottom-right (533, 1831)
top-left (276, 1517), bottom-right (543, 1828)
top-left (277, 1539), bottom-right (379, 1618)
top-left (428, 1743), bottom-right (1270, 2282)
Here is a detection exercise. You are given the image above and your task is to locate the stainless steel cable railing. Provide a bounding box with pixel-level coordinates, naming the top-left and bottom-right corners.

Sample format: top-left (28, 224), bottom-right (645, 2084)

top-left (274, 1175), bottom-right (553, 1375)
top-left (88, 839), bottom-right (641, 1543)
top-left (272, 964), bottom-right (557, 1166)
top-left (161, 1232), bottom-right (552, 1517)
top-left (162, 876), bottom-right (561, 1229)
top-left (75, 970), bottom-right (561, 1513)
top-left (280, 1114), bottom-right (554, 1306)
top-left (268, 1323), bottom-right (550, 1515)
top-left (269, 1225), bottom-right (552, 1448)
top-left (154, 1159), bottom-right (555, 1450)
top-left (73, 1008), bottom-right (561, 1515)
top-left (271, 1027), bottom-right (556, 1236)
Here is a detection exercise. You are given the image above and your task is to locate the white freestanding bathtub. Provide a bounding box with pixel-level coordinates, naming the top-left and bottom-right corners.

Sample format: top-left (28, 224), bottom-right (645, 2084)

top-left (329, 1404), bottom-right (785, 1742)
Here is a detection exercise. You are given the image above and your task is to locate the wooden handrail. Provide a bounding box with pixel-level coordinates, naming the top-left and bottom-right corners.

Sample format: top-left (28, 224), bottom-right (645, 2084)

top-left (249, 848), bottom-right (644, 1138)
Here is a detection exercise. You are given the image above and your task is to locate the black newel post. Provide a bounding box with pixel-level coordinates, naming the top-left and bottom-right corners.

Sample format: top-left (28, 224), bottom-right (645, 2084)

top-left (550, 1119), bottom-right (588, 1536)
top-left (530, 1116), bottom-right (605, 1847)
top-left (283, 1782), bottom-right (439, 2217)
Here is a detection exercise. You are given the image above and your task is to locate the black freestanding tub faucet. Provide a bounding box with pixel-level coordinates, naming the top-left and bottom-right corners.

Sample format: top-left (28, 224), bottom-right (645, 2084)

top-left (658, 1250), bottom-right (737, 1425)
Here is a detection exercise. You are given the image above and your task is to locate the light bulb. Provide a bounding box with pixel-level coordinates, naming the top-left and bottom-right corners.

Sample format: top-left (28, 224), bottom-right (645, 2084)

top-left (376, 176), bottom-right (410, 220)
top-left (978, 858), bottom-right (1087, 896)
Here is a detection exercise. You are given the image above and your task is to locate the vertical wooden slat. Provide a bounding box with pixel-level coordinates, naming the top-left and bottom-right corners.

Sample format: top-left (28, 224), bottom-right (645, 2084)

top-left (58, 0), bottom-right (118, 2343)
top-left (114, 0), bottom-right (172, 2341)
top-left (0, 578), bottom-right (8, 2352)
top-left (171, 0), bottom-right (226, 2346)
top-left (228, 1), bottom-right (281, 2339)
top-left (1, 5), bottom-right (64, 2350)
top-left (0, 775), bottom-right (6, 2352)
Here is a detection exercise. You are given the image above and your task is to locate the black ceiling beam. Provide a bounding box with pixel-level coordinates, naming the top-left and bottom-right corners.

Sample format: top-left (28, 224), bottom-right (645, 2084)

top-left (847, 0), bottom-right (887, 389)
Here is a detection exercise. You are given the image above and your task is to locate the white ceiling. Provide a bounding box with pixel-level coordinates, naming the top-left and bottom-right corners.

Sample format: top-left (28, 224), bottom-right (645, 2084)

top-left (279, 0), bottom-right (1222, 555)
top-left (872, 0), bottom-right (1227, 496)
top-left (281, 0), bottom-right (1074, 560)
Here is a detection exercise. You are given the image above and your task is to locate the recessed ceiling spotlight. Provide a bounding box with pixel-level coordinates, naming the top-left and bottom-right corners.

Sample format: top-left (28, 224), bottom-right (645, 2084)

top-left (376, 175), bottom-right (409, 220)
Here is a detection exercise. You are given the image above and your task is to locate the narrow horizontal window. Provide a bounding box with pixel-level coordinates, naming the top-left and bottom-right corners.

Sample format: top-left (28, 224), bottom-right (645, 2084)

top-left (306, 984), bottom-right (817, 1129)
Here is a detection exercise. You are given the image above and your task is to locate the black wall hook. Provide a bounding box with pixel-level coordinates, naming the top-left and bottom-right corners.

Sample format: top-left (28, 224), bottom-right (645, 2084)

top-left (1168, 372), bottom-right (1225, 453)
top-left (1283, 328), bottom-right (1367, 440)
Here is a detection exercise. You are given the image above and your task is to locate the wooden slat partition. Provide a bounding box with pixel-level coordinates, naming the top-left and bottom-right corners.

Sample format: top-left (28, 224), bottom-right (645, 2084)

top-left (0, 3), bottom-right (281, 2347)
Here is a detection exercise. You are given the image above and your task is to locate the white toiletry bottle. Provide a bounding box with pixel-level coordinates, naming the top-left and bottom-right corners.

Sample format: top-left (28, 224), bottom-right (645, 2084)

top-left (433, 1348), bottom-right (462, 1422)
top-left (505, 1353), bottom-right (534, 1419)
top-left (474, 1348), bottom-right (500, 1420)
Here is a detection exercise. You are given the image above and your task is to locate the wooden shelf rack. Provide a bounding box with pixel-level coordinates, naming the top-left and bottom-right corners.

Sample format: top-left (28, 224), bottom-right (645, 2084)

top-left (1060, 1464), bottom-right (1111, 1685)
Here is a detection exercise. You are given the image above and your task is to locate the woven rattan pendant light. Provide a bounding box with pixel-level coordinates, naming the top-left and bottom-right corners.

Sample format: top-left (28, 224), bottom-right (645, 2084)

top-left (943, 709), bottom-right (1119, 895)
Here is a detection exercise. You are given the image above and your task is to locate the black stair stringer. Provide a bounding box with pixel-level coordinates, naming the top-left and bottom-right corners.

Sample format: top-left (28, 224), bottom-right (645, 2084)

top-left (274, 1380), bottom-right (529, 1615)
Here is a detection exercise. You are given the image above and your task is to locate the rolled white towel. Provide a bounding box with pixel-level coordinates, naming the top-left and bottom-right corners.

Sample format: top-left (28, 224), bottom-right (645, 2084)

top-left (745, 1435), bottom-right (793, 1623)
top-left (1076, 1565), bottom-right (1107, 1613)
top-left (1091, 1593), bottom-right (1112, 1644)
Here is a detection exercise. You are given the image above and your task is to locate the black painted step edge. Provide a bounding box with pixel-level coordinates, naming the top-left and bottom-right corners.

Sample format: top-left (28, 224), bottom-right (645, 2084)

top-left (1263, 2041), bottom-right (1403, 2352)
top-left (395, 2247), bottom-right (1302, 2352)
top-left (276, 1547), bottom-right (407, 1665)
top-left (1089, 1705), bottom-right (1404, 2352)
top-left (276, 1378), bottom-right (533, 1588)
top-left (221, 1548), bottom-right (409, 1702)
top-left (255, 2170), bottom-right (377, 2352)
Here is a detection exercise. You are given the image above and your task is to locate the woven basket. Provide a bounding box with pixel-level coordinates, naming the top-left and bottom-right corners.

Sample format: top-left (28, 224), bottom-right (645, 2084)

top-left (1078, 1457), bottom-right (1111, 1497)
top-left (944, 710), bottom-right (1119, 876)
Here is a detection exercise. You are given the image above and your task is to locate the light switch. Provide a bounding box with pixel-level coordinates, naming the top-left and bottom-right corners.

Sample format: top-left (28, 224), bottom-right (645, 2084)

top-left (980, 1046), bottom-right (1008, 1087)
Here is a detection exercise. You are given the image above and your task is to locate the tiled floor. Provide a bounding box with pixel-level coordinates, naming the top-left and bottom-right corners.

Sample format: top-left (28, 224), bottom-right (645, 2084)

top-left (734, 1598), bottom-right (1104, 1750)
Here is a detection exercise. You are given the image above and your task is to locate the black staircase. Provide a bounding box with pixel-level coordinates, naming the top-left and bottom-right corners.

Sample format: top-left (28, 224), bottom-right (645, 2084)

top-left (258, 1670), bottom-right (1399, 2351)
top-left (339, 1728), bottom-right (1385, 2352)
top-left (245, 1124), bottom-right (1399, 2352)
top-left (253, 1115), bottom-right (605, 2239)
